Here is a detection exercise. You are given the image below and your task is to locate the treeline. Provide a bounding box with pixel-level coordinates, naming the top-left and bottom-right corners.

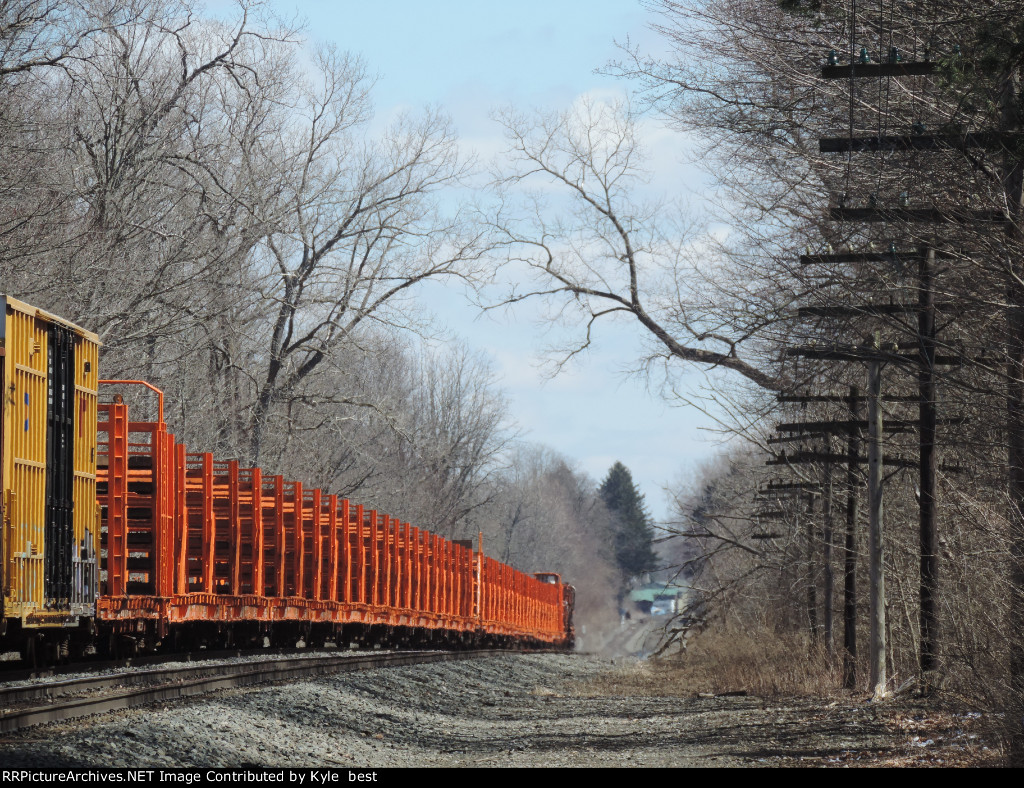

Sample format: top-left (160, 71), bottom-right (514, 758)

top-left (0, 1), bottom-right (631, 633)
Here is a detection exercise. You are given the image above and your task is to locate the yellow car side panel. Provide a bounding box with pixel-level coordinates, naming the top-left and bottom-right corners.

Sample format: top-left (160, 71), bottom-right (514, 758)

top-left (1, 296), bottom-right (100, 628)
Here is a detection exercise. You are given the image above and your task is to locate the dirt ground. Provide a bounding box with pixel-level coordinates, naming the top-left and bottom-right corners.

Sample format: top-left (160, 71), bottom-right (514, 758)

top-left (0, 652), bottom-right (1002, 768)
top-left (569, 658), bottom-right (1000, 767)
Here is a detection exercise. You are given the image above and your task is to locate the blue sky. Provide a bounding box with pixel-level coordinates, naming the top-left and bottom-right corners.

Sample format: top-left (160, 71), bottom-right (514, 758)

top-left (267, 0), bottom-right (727, 522)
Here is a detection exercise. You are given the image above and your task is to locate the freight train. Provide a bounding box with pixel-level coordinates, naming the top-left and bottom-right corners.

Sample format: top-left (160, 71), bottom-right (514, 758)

top-left (0, 296), bottom-right (575, 663)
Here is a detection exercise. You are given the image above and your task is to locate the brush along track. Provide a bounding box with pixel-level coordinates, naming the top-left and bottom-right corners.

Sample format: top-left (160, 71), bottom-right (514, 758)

top-left (0, 649), bottom-right (527, 733)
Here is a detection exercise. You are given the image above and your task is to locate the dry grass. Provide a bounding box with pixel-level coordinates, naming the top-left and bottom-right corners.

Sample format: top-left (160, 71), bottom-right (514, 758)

top-left (579, 626), bottom-right (840, 698)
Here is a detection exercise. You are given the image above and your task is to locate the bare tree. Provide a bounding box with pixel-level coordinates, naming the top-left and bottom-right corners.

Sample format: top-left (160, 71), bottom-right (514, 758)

top-left (387, 343), bottom-right (513, 535)
top-left (0, 0), bottom-right (300, 362)
top-left (240, 46), bottom-right (492, 464)
top-left (489, 96), bottom-right (789, 393)
top-left (0, 0), bottom-right (123, 76)
top-left (477, 444), bottom-right (620, 644)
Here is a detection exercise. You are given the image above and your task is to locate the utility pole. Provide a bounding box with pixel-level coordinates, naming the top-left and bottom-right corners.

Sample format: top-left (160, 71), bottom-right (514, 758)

top-left (783, 329), bottom-right (963, 693)
top-left (918, 246), bottom-right (939, 692)
top-left (785, 342), bottom-right (894, 698)
top-left (759, 480), bottom-right (823, 641)
top-left (806, 491), bottom-right (818, 645)
top-left (844, 386), bottom-right (860, 689)
top-left (1000, 63), bottom-right (1024, 764)
top-left (822, 447), bottom-right (834, 662)
top-left (817, 42), bottom-right (1012, 691)
top-left (867, 332), bottom-right (887, 700)
top-left (772, 384), bottom-right (945, 686)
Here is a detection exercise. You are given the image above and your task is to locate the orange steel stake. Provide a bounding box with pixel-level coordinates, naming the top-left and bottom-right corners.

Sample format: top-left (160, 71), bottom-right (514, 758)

top-left (380, 515), bottom-right (387, 605)
top-left (438, 536), bottom-right (445, 619)
top-left (446, 537), bottom-right (452, 619)
top-left (341, 499), bottom-right (351, 604)
top-left (229, 461), bottom-right (241, 596)
top-left (273, 476), bottom-right (285, 597)
top-left (251, 465), bottom-right (264, 597)
top-left (201, 453), bottom-right (214, 593)
top-left (417, 529), bottom-right (425, 614)
top-left (156, 428), bottom-right (173, 597)
top-left (455, 544), bottom-right (462, 619)
top-left (430, 531), bottom-right (436, 617)
top-left (395, 522), bottom-right (402, 609)
top-left (311, 488), bottom-right (323, 601)
top-left (369, 509), bottom-right (379, 607)
top-left (411, 527), bottom-right (420, 612)
top-left (405, 522), bottom-right (413, 610)
top-left (174, 443), bottom-right (186, 595)
top-left (328, 495), bottom-right (338, 602)
top-left (475, 532), bottom-right (483, 622)
top-left (99, 379), bottom-right (164, 423)
top-left (355, 505), bottom-right (365, 605)
top-left (389, 517), bottom-right (396, 612)
top-left (294, 482), bottom-right (305, 599)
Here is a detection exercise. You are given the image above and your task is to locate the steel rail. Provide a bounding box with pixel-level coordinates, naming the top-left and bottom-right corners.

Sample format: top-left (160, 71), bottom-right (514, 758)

top-left (0, 645), bottom-right (343, 683)
top-left (0, 649), bottom-right (529, 733)
top-left (0, 652), bottom-right (395, 705)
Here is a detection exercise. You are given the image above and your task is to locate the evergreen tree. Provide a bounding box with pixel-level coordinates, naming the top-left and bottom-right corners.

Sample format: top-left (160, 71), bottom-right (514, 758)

top-left (599, 462), bottom-right (658, 582)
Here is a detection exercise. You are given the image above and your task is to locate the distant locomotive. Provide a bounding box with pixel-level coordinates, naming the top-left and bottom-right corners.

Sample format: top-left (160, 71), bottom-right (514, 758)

top-left (0, 296), bottom-right (575, 662)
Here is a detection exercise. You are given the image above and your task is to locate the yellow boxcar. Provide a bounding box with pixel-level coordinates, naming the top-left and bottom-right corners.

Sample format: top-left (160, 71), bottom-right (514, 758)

top-left (1, 296), bottom-right (100, 649)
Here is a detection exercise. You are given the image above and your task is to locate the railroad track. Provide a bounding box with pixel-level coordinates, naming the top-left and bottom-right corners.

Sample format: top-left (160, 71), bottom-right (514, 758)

top-left (0, 649), bottom-right (522, 734)
top-left (0, 644), bottom-right (350, 682)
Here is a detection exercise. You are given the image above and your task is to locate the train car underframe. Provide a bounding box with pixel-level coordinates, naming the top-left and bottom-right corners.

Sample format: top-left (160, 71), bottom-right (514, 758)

top-left (3, 609), bottom-right (563, 666)
top-left (74, 617), bottom-right (552, 659)
top-left (3, 616), bottom-right (99, 664)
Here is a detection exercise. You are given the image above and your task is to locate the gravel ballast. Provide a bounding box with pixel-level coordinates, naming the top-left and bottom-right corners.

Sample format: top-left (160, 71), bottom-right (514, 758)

top-left (0, 653), bottom-right (997, 767)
